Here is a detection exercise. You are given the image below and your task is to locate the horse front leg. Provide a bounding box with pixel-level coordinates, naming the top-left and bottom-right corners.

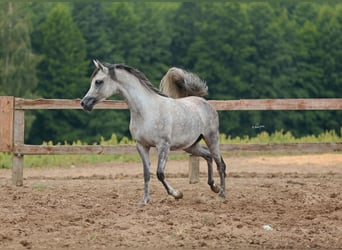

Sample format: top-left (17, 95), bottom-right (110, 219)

top-left (136, 143), bottom-right (151, 204)
top-left (157, 144), bottom-right (183, 200)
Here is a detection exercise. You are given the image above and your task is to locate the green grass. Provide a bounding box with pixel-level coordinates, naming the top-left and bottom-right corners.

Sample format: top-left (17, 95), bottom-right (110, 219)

top-left (0, 129), bottom-right (341, 169)
top-left (220, 128), bottom-right (342, 144)
top-left (0, 153), bottom-right (12, 169)
top-left (32, 183), bottom-right (50, 191)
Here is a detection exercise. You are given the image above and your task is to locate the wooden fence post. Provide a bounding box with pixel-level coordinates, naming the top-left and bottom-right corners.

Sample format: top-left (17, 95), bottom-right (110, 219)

top-left (0, 96), bottom-right (14, 152)
top-left (12, 109), bottom-right (25, 186)
top-left (189, 155), bottom-right (200, 184)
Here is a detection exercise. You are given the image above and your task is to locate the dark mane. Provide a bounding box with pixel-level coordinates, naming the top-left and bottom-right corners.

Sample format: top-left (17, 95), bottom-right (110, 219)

top-left (114, 64), bottom-right (168, 97)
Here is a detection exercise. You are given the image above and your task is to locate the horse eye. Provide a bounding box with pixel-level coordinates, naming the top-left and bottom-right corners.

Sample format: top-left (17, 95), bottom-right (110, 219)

top-left (95, 80), bottom-right (104, 86)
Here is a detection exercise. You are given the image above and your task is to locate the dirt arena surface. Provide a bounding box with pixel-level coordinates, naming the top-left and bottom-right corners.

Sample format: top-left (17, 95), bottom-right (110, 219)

top-left (0, 153), bottom-right (341, 249)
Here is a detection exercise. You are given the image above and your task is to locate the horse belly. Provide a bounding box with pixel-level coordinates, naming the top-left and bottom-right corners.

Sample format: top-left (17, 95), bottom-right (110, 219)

top-left (169, 116), bottom-right (204, 150)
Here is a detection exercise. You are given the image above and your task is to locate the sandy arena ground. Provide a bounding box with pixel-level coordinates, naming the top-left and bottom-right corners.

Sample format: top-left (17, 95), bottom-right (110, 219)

top-left (0, 153), bottom-right (341, 249)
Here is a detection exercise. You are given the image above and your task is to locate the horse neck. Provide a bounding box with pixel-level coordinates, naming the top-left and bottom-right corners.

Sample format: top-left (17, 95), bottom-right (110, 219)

top-left (116, 72), bottom-right (160, 115)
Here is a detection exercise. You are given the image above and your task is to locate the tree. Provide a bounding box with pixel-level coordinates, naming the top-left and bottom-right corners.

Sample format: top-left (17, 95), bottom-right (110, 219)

top-left (72, 3), bottom-right (113, 75)
top-left (0, 3), bottom-right (39, 140)
top-left (309, 4), bottom-right (342, 135)
top-left (315, 5), bottom-right (342, 97)
top-left (132, 3), bottom-right (175, 84)
top-left (169, 2), bottom-right (201, 68)
top-left (104, 2), bottom-right (175, 83)
top-left (104, 3), bottom-right (141, 67)
top-left (28, 3), bottom-right (89, 144)
top-left (187, 3), bottom-right (256, 136)
top-left (0, 2), bottom-right (39, 98)
top-left (37, 3), bottom-right (87, 98)
top-left (24, 2), bottom-right (342, 142)
top-left (291, 3), bottom-right (321, 97)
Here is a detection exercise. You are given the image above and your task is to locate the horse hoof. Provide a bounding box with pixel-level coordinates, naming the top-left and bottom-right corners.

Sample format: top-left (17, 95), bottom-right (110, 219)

top-left (211, 184), bottom-right (221, 193)
top-left (219, 191), bottom-right (225, 199)
top-left (140, 196), bottom-right (150, 205)
top-left (173, 190), bottom-right (183, 200)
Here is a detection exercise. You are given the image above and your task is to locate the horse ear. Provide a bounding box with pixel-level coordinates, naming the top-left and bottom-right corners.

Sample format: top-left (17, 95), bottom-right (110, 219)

top-left (93, 59), bottom-right (100, 68)
top-left (93, 59), bottom-right (109, 74)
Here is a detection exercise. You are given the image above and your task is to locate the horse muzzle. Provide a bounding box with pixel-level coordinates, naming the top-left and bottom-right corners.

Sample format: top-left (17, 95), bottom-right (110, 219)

top-left (80, 96), bottom-right (97, 111)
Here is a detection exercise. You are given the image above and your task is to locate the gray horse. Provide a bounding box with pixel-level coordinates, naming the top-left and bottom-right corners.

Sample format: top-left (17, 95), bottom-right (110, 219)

top-left (81, 60), bottom-right (226, 204)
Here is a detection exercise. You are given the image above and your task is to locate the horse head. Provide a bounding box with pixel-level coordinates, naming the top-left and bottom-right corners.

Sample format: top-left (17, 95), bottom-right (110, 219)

top-left (80, 60), bottom-right (117, 111)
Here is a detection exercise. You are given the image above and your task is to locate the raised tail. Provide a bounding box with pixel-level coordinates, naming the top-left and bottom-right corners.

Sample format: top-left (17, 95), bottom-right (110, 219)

top-left (159, 67), bottom-right (208, 98)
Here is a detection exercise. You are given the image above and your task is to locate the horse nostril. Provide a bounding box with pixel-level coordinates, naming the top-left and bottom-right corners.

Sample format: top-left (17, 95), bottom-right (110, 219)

top-left (80, 97), bottom-right (96, 111)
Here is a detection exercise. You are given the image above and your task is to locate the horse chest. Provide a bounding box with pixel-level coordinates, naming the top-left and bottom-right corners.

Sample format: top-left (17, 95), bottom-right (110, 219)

top-left (129, 116), bottom-right (171, 143)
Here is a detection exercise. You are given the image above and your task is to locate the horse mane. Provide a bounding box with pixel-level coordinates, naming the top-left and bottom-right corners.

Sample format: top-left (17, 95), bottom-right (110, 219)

top-left (114, 64), bottom-right (168, 97)
top-left (159, 67), bottom-right (208, 98)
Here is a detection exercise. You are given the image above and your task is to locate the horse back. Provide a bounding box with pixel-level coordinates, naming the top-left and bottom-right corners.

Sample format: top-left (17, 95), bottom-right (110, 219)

top-left (175, 96), bottom-right (219, 125)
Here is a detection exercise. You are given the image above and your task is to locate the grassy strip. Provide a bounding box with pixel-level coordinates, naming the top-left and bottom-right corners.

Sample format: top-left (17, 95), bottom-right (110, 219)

top-left (1, 129), bottom-right (341, 169)
top-left (220, 128), bottom-right (342, 144)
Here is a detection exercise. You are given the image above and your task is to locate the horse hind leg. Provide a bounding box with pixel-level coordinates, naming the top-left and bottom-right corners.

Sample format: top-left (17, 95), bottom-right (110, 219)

top-left (184, 143), bottom-right (220, 194)
top-left (203, 133), bottom-right (227, 198)
top-left (221, 156), bottom-right (227, 177)
top-left (219, 156), bottom-right (227, 197)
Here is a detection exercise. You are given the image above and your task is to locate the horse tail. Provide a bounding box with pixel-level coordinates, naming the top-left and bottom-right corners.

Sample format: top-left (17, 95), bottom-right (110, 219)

top-left (159, 67), bottom-right (208, 98)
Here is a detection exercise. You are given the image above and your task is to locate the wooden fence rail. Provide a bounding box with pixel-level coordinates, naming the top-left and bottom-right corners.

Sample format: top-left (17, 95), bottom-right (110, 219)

top-left (1, 96), bottom-right (342, 186)
top-left (14, 97), bottom-right (342, 110)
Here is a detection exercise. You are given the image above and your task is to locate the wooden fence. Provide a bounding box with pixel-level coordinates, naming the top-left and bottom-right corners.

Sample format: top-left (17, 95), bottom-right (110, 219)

top-left (1, 96), bottom-right (342, 185)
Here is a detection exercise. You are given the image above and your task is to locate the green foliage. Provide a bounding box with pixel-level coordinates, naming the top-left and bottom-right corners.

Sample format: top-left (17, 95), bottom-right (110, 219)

top-left (0, 2), bottom-right (39, 98)
top-left (220, 129), bottom-right (342, 144)
top-left (37, 3), bottom-right (88, 98)
top-left (0, 3), bottom-right (40, 136)
top-left (131, 3), bottom-right (174, 84)
top-left (27, 3), bottom-right (89, 144)
top-left (0, 153), bottom-right (11, 169)
top-left (169, 2), bottom-right (200, 68)
top-left (0, 2), bottom-right (342, 144)
top-left (72, 2), bottom-right (113, 75)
